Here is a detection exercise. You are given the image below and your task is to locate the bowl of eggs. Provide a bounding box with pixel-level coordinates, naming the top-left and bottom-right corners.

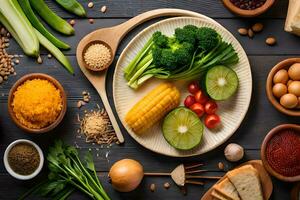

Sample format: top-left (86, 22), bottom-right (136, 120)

top-left (266, 58), bottom-right (300, 116)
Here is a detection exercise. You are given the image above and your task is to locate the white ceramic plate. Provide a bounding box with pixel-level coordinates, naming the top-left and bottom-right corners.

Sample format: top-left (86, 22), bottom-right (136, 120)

top-left (113, 17), bottom-right (252, 157)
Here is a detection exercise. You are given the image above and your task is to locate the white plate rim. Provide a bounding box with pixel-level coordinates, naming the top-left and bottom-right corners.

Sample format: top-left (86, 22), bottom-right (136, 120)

top-left (113, 16), bottom-right (252, 157)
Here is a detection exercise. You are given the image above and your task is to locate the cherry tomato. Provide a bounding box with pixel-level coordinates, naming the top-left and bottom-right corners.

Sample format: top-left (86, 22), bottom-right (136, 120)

top-left (195, 90), bottom-right (209, 105)
top-left (204, 101), bottom-right (218, 114)
top-left (190, 103), bottom-right (205, 117)
top-left (204, 114), bottom-right (221, 129)
top-left (188, 81), bottom-right (200, 94)
top-left (184, 95), bottom-right (196, 108)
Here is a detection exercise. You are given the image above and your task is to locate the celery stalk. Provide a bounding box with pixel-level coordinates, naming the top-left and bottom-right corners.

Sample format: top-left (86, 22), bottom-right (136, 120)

top-left (0, 0), bottom-right (39, 56)
top-left (34, 29), bottom-right (74, 74)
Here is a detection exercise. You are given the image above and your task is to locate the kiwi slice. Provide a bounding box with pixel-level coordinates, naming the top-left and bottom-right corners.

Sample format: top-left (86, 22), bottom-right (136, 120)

top-left (205, 65), bottom-right (239, 101)
top-left (162, 107), bottom-right (203, 150)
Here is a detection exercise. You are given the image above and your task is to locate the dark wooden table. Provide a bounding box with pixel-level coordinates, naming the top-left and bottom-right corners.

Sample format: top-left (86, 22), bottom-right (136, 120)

top-left (0, 0), bottom-right (297, 199)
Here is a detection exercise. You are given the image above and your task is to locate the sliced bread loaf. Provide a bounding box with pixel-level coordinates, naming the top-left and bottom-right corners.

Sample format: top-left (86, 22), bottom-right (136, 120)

top-left (211, 189), bottom-right (231, 200)
top-left (227, 165), bottom-right (263, 200)
top-left (213, 178), bottom-right (240, 200)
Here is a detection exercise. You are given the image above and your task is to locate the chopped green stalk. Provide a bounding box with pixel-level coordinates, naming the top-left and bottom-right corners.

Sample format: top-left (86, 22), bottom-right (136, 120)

top-left (124, 38), bottom-right (154, 80)
top-left (30, 0), bottom-right (74, 35)
top-left (34, 29), bottom-right (74, 74)
top-left (123, 26), bottom-right (239, 89)
top-left (0, 0), bottom-right (39, 56)
top-left (55, 0), bottom-right (86, 17)
top-left (18, 0), bottom-right (70, 49)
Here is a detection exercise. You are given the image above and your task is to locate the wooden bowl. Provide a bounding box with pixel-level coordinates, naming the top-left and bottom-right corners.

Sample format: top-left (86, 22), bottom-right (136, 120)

top-left (8, 73), bottom-right (67, 134)
top-left (222, 0), bottom-right (275, 17)
top-left (266, 58), bottom-right (300, 117)
top-left (261, 124), bottom-right (300, 182)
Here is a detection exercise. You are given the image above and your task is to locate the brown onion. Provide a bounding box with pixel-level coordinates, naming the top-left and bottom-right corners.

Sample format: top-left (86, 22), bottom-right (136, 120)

top-left (108, 159), bottom-right (144, 192)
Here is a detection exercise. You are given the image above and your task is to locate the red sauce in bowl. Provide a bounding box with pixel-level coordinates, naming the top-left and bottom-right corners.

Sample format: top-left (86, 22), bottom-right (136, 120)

top-left (266, 129), bottom-right (300, 177)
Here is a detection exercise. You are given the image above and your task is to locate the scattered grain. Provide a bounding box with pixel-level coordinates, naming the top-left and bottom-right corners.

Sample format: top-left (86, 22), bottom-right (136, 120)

top-left (150, 183), bottom-right (156, 192)
top-left (47, 54), bottom-right (52, 59)
top-left (252, 23), bottom-right (263, 32)
top-left (15, 59), bottom-right (19, 64)
top-left (238, 28), bottom-right (248, 36)
top-left (79, 108), bottom-right (118, 144)
top-left (248, 28), bottom-right (254, 38)
top-left (163, 182), bottom-right (170, 189)
top-left (266, 36), bottom-right (276, 46)
top-left (101, 5), bottom-right (107, 13)
top-left (89, 18), bottom-right (94, 24)
top-left (218, 162), bottom-right (225, 170)
top-left (37, 56), bottom-right (43, 64)
top-left (69, 19), bottom-right (76, 26)
top-left (88, 2), bottom-right (94, 8)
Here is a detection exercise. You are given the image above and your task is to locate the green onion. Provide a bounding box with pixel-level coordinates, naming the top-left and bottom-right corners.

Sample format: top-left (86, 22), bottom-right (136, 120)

top-left (34, 29), bottom-right (74, 74)
top-left (18, 0), bottom-right (70, 50)
top-left (0, 0), bottom-right (39, 56)
top-left (30, 0), bottom-right (75, 35)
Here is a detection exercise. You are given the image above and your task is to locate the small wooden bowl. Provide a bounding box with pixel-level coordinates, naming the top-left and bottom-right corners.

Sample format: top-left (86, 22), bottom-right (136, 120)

top-left (8, 73), bottom-right (67, 134)
top-left (266, 58), bottom-right (300, 117)
top-left (81, 40), bottom-right (114, 72)
top-left (261, 124), bottom-right (300, 182)
top-left (222, 0), bottom-right (275, 17)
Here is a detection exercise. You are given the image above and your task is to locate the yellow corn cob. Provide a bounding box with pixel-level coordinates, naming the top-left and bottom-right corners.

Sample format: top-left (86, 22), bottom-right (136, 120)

top-left (125, 82), bottom-right (180, 134)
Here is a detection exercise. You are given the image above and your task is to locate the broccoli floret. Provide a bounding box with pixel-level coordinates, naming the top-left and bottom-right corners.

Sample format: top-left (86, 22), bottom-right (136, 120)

top-left (196, 27), bottom-right (220, 52)
top-left (174, 25), bottom-right (198, 45)
top-left (153, 31), bottom-right (169, 47)
top-left (152, 39), bottom-right (194, 70)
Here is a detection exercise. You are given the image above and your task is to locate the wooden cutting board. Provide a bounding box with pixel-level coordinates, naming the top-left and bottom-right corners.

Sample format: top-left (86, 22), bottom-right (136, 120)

top-left (201, 160), bottom-right (273, 200)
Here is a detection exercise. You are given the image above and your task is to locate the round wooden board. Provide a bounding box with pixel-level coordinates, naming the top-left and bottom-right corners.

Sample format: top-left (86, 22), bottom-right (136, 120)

top-left (201, 160), bottom-right (273, 200)
top-left (113, 16), bottom-right (252, 157)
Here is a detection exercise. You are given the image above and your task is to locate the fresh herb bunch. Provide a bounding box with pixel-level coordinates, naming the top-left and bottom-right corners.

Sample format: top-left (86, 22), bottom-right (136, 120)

top-left (19, 140), bottom-right (110, 200)
top-left (124, 25), bottom-right (239, 89)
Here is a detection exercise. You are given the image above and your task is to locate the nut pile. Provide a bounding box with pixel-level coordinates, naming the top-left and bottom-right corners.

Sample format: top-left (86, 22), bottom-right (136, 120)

top-left (238, 23), bottom-right (277, 46)
top-left (77, 90), bottom-right (91, 108)
top-left (0, 26), bottom-right (18, 84)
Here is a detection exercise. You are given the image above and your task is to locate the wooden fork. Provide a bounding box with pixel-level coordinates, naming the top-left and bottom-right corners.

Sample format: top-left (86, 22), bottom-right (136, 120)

top-left (144, 163), bottom-right (222, 186)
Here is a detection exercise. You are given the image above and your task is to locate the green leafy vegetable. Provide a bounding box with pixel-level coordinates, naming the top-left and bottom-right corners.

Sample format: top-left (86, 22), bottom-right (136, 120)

top-left (124, 25), bottom-right (239, 89)
top-left (34, 29), bottom-right (74, 74)
top-left (18, 0), bottom-right (70, 49)
top-left (55, 0), bottom-right (86, 17)
top-left (0, 0), bottom-right (39, 56)
top-left (29, 0), bottom-right (75, 35)
top-left (19, 140), bottom-right (110, 200)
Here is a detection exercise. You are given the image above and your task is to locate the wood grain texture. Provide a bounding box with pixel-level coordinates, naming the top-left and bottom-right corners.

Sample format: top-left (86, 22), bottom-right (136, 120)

top-left (44, 0), bottom-right (288, 19)
top-left (0, 0), bottom-right (296, 199)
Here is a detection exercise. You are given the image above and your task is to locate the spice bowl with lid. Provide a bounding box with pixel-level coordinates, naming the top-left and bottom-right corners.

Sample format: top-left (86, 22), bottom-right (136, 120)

top-left (261, 124), bottom-right (300, 182)
top-left (266, 58), bottom-right (300, 117)
top-left (3, 139), bottom-right (44, 180)
top-left (222, 0), bottom-right (275, 17)
top-left (8, 73), bottom-right (67, 133)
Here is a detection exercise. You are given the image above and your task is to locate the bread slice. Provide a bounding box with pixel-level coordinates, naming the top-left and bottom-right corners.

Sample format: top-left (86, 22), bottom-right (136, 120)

top-left (227, 165), bottom-right (263, 200)
top-left (213, 178), bottom-right (240, 200)
top-left (285, 0), bottom-right (298, 32)
top-left (211, 189), bottom-right (230, 200)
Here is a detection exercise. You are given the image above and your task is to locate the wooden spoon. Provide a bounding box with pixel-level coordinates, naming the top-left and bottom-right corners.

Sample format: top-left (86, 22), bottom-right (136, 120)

top-left (201, 160), bottom-right (273, 200)
top-left (76, 9), bottom-right (217, 144)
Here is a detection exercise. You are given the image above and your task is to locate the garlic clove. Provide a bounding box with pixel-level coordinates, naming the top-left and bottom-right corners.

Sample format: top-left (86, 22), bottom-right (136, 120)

top-left (224, 143), bottom-right (244, 162)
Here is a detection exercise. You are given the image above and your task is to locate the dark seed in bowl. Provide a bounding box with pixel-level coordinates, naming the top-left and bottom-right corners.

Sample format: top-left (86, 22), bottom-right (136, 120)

top-left (230, 0), bottom-right (266, 10)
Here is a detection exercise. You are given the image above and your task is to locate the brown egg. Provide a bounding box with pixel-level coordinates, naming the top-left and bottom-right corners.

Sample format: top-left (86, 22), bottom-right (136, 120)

top-left (297, 97), bottom-right (300, 109)
top-left (272, 83), bottom-right (287, 98)
top-left (287, 80), bottom-right (293, 87)
top-left (280, 93), bottom-right (298, 109)
top-left (273, 69), bottom-right (289, 84)
top-left (288, 81), bottom-right (300, 96)
top-left (288, 63), bottom-right (300, 80)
